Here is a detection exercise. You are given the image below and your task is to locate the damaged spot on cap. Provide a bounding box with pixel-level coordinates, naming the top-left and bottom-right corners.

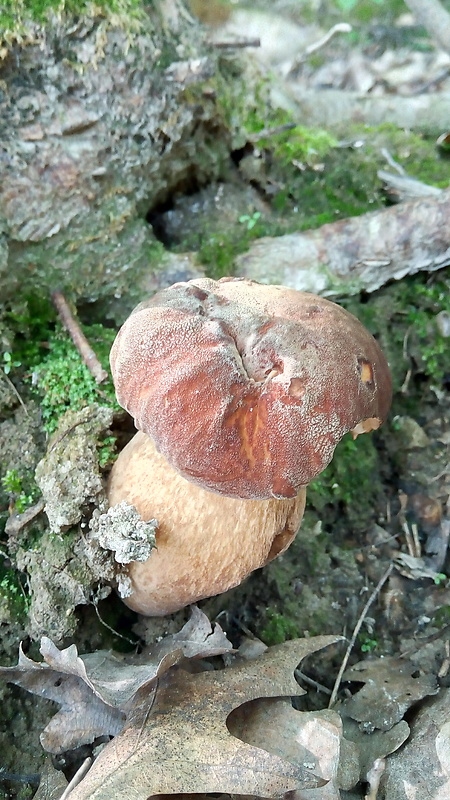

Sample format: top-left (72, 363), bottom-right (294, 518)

top-left (358, 358), bottom-right (375, 388)
top-left (351, 417), bottom-right (382, 438)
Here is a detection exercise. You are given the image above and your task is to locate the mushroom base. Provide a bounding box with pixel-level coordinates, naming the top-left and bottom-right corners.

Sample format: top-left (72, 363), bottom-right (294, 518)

top-left (107, 431), bottom-right (306, 615)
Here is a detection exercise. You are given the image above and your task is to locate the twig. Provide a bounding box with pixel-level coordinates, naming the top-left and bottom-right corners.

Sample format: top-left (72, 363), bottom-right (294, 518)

top-left (402, 520), bottom-right (421, 558)
top-left (210, 37), bottom-right (260, 49)
top-left (295, 669), bottom-right (332, 696)
top-left (49, 411), bottom-right (98, 453)
top-left (92, 599), bottom-right (137, 646)
top-left (58, 757), bottom-right (92, 800)
top-left (380, 148), bottom-right (406, 176)
top-left (365, 757), bottom-right (386, 800)
top-left (378, 169), bottom-right (442, 203)
top-left (328, 563), bottom-right (394, 708)
top-left (288, 23), bottom-right (352, 76)
top-left (0, 367), bottom-right (28, 416)
top-left (248, 122), bottom-right (298, 143)
top-left (51, 290), bottom-right (108, 384)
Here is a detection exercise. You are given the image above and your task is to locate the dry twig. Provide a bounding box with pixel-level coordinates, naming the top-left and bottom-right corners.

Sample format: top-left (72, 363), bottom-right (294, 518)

top-left (0, 367), bottom-right (28, 415)
top-left (328, 564), bottom-right (394, 708)
top-left (288, 22), bottom-right (352, 76)
top-left (210, 38), bottom-right (260, 49)
top-left (59, 758), bottom-right (92, 800)
top-left (365, 757), bottom-right (386, 800)
top-left (51, 290), bottom-right (108, 384)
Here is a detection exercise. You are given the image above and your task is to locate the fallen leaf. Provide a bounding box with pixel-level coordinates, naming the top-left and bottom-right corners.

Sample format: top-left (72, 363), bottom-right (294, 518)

top-left (343, 717), bottom-right (410, 781)
top-left (341, 656), bottom-right (438, 732)
top-left (394, 552), bottom-right (445, 581)
top-left (65, 635), bottom-right (340, 800)
top-left (382, 687), bottom-right (450, 799)
top-left (0, 606), bottom-right (233, 752)
top-left (33, 758), bottom-right (68, 800)
top-left (229, 697), bottom-right (360, 798)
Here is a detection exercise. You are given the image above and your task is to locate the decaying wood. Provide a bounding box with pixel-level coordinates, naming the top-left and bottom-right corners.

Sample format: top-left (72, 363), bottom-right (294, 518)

top-left (0, 2), bottom-right (238, 317)
top-left (284, 86), bottom-right (450, 134)
top-left (377, 170), bottom-right (442, 204)
top-left (404, 0), bottom-right (450, 56)
top-left (236, 188), bottom-right (450, 297)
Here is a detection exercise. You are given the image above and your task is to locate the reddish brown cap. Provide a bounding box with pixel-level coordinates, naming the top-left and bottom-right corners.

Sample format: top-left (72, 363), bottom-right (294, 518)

top-left (110, 278), bottom-right (392, 499)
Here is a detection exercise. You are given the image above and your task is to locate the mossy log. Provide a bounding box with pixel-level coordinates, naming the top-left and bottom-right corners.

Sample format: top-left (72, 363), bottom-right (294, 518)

top-left (0, 1), bottom-right (237, 317)
top-left (236, 189), bottom-right (450, 296)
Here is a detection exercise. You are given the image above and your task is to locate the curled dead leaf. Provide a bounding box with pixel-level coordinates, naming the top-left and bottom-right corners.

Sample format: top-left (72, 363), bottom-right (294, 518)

top-left (0, 606), bottom-right (233, 752)
top-left (65, 635), bottom-right (341, 800)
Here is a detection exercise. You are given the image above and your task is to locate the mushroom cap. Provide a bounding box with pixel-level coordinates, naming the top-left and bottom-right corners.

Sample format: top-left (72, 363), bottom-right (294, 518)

top-left (110, 278), bottom-right (392, 500)
top-left (108, 431), bottom-right (306, 615)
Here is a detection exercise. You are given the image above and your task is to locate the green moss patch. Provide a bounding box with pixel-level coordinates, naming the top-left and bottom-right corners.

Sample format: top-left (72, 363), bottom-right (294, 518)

top-left (33, 324), bottom-right (119, 433)
top-left (0, 0), bottom-right (146, 38)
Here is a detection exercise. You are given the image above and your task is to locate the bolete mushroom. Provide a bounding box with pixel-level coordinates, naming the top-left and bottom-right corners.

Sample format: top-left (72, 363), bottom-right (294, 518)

top-left (108, 277), bottom-right (392, 615)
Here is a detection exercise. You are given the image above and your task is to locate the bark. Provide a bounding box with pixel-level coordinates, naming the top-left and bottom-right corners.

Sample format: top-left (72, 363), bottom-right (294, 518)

top-left (235, 189), bottom-right (450, 297)
top-left (0, 2), bottom-right (236, 318)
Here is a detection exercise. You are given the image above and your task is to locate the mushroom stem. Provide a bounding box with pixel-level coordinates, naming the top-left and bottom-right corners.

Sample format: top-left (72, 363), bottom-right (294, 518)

top-left (107, 431), bottom-right (306, 616)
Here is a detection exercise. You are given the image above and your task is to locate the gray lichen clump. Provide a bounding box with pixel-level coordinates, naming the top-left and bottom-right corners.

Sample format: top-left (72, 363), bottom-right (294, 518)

top-left (90, 501), bottom-right (157, 566)
top-left (0, 1), bottom-right (241, 317)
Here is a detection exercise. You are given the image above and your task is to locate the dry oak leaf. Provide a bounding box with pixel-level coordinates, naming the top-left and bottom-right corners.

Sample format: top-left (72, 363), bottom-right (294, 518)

top-left (341, 656), bottom-right (438, 732)
top-left (382, 687), bottom-right (450, 799)
top-left (0, 606), bottom-right (233, 753)
top-left (229, 697), bottom-right (360, 798)
top-left (66, 635), bottom-right (340, 800)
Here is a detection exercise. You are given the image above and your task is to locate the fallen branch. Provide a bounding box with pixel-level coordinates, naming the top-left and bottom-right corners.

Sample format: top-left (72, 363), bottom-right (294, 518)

top-left (284, 86), bottom-right (450, 134)
top-left (236, 188), bottom-right (450, 296)
top-left (404, 0), bottom-right (450, 55)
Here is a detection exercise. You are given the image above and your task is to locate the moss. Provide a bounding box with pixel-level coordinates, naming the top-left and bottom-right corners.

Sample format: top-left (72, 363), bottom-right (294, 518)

top-left (30, 323), bottom-right (119, 433)
top-left (400, 278), bottom-right (450, 384)
top-left (257, 120), bottom-right (338, 167)
top-left (0, 0), bottom-right (146, 48)
top-left (198, 218), bottom-right (268, 279)
top-left (350, 122), bottom-right (450, 187)
top-left (344, 271), bottom-right (450, 393)
top-left (236, 120), bottom-right (450, 238)
top-left (0, 567), bottom-right (29, 622)
top-left (259, 513), bottom-right (364, 644)
top-left (307, 434), bottom-right (383, 531)
top-left (261, 611), bottom-right (300, 646)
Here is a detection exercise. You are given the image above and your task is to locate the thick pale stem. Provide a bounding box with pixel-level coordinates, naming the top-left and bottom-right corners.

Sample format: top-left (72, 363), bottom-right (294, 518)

top-left (107, 432), bottom-right (305, 615)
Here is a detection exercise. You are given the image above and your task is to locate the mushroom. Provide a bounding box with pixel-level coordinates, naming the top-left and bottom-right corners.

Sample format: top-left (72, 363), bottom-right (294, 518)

top-left (108, 277), bottom-right (392, 615)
